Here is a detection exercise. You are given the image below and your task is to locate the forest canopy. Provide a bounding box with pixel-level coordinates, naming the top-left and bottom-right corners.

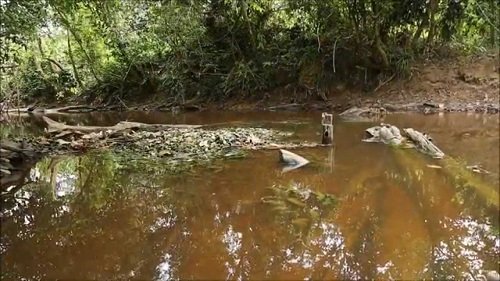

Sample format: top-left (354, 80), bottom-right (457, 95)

top-left (0, 0), bottom-right (498, 104)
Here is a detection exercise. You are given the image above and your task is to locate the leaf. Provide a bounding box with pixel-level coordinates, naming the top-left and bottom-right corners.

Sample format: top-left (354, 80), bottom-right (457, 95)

top-left (56, 139), bottom-right (70, 145)
top-left (286, 197), bottom-right (306, 207)
top-left (315, 191), bottom-right (326, 201)
top-left (158, 150), bottom-right (171, 157)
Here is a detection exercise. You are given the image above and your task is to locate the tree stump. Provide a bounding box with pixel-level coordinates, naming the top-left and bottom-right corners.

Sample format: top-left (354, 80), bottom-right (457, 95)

top-left (321, 112), bottom-right (334, 145)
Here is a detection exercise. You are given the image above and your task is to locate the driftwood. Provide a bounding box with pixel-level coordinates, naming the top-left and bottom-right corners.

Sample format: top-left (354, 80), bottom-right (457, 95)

top-left (267, 103), bottom-right (304, 111)
top-left (2, 105), bottom-right (103, 114)
top-left (245, 142), bottom-right (330, 150)
top-left (2, 106), bottom-right (36, 113)
top-left (42, 116), bottom-right (202, 134)
top-left (403, 128), bottom-right (445, 159)
top-left (364, 124), bottom-right (444, 158)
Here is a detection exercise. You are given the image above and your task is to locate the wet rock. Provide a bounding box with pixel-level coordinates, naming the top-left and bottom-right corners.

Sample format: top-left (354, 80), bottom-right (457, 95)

top-left (278, 149), bottom-right (310, 172)
top-left (339, 106), bottom-right (387, 121)
top-left (484, 270), bottom-right (500, 281)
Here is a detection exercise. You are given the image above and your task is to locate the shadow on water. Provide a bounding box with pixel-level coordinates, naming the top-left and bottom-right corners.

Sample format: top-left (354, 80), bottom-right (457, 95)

top-left (0, 111), bottom-right (499, 280)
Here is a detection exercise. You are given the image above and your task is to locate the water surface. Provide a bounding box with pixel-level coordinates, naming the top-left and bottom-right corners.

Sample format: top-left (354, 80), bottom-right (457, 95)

top-left (1, 111), bottom-right (498, 280)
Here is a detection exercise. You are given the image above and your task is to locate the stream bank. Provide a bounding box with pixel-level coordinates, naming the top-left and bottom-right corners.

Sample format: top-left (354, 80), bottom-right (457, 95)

top-left (1, 55), bottom-right (498, 115)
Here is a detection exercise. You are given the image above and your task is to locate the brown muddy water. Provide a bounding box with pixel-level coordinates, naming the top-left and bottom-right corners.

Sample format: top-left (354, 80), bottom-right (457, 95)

top-left (1, 111), bottom-right (499, 280)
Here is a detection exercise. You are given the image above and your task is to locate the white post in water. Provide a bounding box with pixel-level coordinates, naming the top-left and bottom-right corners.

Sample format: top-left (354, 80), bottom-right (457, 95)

top-left (321, 112), bottom-right (334, 145)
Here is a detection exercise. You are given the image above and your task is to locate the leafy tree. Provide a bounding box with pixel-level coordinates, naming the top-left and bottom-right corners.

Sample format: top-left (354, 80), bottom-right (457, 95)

top-left (0, 0), bottom-right (497, 102)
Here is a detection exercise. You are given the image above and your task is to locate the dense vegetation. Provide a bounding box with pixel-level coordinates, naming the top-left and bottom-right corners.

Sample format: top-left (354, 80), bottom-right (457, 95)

top-left (1, 0), bottom-right (498, 105)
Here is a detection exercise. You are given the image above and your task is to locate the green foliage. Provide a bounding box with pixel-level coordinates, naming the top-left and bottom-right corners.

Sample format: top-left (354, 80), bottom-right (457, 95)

top-left (1, 0), bottom-right (497, 102)
top-left (0, 0), bottom-right (48, 61)
top-left (224, 60), bottom-right (266, 95)
top-left (389, 48), bottom-right (414, 78)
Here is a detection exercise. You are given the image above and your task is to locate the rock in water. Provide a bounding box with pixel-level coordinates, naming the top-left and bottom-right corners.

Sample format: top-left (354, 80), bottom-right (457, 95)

top-left (485, 270), bottom-right (500, 281)
top-left (279, 149), bottom-right (309, 172)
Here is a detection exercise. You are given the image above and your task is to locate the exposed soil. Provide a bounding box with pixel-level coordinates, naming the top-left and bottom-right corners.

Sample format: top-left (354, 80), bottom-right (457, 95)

top-left (371, 54), bottom-right (499, 112)
top-left (224, 54), bottom-right (500, 113)
top-left (378, 54), bottom-right (498, 104)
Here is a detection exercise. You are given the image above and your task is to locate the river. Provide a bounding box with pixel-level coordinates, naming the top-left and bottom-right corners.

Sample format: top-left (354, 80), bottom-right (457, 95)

top-left (1, 111), bottom-right (498, 280)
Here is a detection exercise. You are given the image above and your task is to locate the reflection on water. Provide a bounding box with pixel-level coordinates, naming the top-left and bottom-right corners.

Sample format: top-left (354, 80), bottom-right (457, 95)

top-left (1, 112), bottom-right (499, 280)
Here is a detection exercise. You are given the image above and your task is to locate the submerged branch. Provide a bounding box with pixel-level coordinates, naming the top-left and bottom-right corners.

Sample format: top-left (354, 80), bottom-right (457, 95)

top-left (363, 123), bottom-right (498, 207)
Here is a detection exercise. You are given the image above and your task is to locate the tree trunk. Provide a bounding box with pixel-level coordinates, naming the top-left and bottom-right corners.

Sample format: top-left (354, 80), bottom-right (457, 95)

top-left (369, 1), bottom-right (389, 69)
top-left (374, 24), bottom-right (389, 69)
top-left (239, 0), bottom-right (256, 53)
top-left (45, 58), bottom-right (65, 72)
top-left (412, 17), bottom-right (427, 49)
top-left (37, 37), bottom-right (46, 58)
top-left (53, 6), bottom-right (100, 82)
top-left (34, 38), bottom-right (46, 76)
top-left (67, 31), bottom-right (83, 88)
top-left (426, 0), bottom-right (439, 46)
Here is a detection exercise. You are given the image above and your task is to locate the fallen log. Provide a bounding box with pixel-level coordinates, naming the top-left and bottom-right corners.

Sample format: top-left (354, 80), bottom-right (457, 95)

top-left (364, 124), bottom-right (444, 158)
top-left (243, 142), bottom-right (330, 150)
top-left (3, 107), bottom-right (37, 113)
top-left (46, 105), bottom-right (97, 113)
top-left (42, 116), bottom-right (202, 134)
top-left (403, 128), bottom-right (445, 159)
